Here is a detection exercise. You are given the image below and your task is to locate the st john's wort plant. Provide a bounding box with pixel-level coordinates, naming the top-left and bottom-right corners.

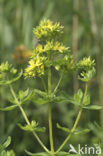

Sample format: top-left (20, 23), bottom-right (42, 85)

top-left (0, 20), bottom-right (102, 156)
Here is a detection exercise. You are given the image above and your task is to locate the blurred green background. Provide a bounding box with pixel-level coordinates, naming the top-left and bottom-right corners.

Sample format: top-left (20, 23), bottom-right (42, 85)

top-left (0, 0), bottom-right (103, 155)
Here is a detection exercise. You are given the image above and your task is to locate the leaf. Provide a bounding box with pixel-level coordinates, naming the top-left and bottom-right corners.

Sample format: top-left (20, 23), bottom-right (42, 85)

top-left (18, 123), bottom-right (34, 132)
top-left (78, 68), bottom-right (96, 82)
top-left (18, 121), bottom-right (46, 133)
top-left (8, 98), bottom-right (17, 105)
top-left (19, 89), bottom-right (29, 101)
top-left (0, 105), bottom-right (17, 111)
top-left (25, 150), bottom-right (50, 156)
top-left (22, 91), bottom-right (34, 104)
top-left (0, 70), bottom-right (23, 85)
top-left (34, 127), bottom-right (46, 132)
top-left (0, 150), bottom-right (7, 156)
top-left (0, 136), bottom-right (11, 153)
top-left (25, 150), bottom-right (81, 156)
top-left (74, 129), bottom-right (90, 135)
top-left (33, 89), bottom-right (47, 98)
top-left (83, 105), bottom-right (103, 110)
top-left (74, 89), bottom-right (83, 103)
top-left (83, 95), bottom-right (90, 105)
top-left (18, 89), bottom-right (34, 105)
top-left (89, 122), bottom-right (103, 138)
top-left (0, 150), bottom-right (15, 156)
top-left (32, 98), bottom-right (49, 105)
top-left (57, 123), bottom-right (71, 133)
top-left (57, 152), bottom-right (82, 156)
top-left (7, 150), bottom-right (15, 156)
top-left (54, 96), bottom-right (81, 106)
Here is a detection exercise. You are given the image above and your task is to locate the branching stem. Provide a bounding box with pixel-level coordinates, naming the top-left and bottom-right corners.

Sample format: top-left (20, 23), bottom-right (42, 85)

top-left (55, 83), bottom-right (88, 154)
top-left (9, 84), bottom-right (50, 154)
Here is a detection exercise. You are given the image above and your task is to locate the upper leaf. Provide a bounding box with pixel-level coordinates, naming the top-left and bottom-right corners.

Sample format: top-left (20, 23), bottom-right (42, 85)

top-left (18, 120), bottom-right (46, 133)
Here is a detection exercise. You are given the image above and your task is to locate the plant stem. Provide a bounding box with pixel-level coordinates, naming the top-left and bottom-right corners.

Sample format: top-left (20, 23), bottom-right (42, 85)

top-left (9, 84), bottom-right (19, 104)
top-left (41, 77), bottom-right (47, 92)
top-left (55, 83), bottom-right (88, 154)
top-left (9, 84), bottom-right (50, 154)
top-left (84, 83), bottom-right (88, 97)
top-left (55, 108), bottom-right (82, 154)
top-left (53, 72), bottom-right (63, 95)
top-left (48, 67), bottom-right (54, 154)
top-left (19, 105), bottom-right (50, 154)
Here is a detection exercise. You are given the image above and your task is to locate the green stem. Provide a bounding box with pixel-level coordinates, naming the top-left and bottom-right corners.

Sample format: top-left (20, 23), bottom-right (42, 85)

top-left (48, 67), bottom-right (54, 154)
top-left (53, 72), bottom-right (63, 95)
top-left (55, 83), bottom-right (88, 154)
top-left (9, 84), bottom-right (50, 154)
top-left (55, 108), bottom-right (82, 154)
top-left (41, 77), bottom-right (47, 92)
top-left (19, 105), bottom-right (50, 154)
top-left (9, 84), bottom-right (19, 104)
top-left (19, 105), bottom-right (30, 125)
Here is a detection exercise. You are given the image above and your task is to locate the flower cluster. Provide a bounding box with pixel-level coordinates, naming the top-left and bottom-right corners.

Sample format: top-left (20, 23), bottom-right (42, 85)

top-left (33, 41), bottom-right (69, 54)
top-left (24, 56), bottom-right (46, 77)
top-left (77, 57), bottom-right (96, 82)
top-left (77, 57), bottom-right (95, 71)
top-left (0, 61), bottom-right (17, 74)
top-left (0, 61), bottom-right (17, 82)
top-left (33, 19), bottom-right (63, 40)
top-left (25, 19), bottom-right (71, 78)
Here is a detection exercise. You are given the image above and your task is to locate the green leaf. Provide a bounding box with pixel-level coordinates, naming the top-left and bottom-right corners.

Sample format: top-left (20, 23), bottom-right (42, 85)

top-left (32, 98), bottom-right (49, 105)
top-left (19, 89), bottom-right (29, 101)
top-left (25, 150), bottom-right (50, 156)
top-left (57, 123), bottom-right (71, 133)
top-left (18, 89), bottom-right (34, 105)
top-left (0, 70), bottom-right (23, 85)
top-left (7, 150), bottom-right (15, 156)
top-left (78, 68), bottom-right (96, 82)
top-left (22, 91), bottom-right (34, 104)
top-left (0, 136), bottom-right (11, 153)
top-left (89, 122), bottom-right (103, 138)
top-left (74, 89), bottom-right (83, 103)
top-left (0, 150), bottom-right (7, 156)
top-left (0, 150), bottom-right (15, 156)
top-left (83, 95), bottom-right (90, 105)
top-left (74, 129), bottom-right (90, 135)
top-left (8, 98), bottom-right (17, 105)
top-left (33, 89), bottom-right (47, 98)
top-left (57, 152), bottom-right (82, 156)
top-left (18, 123), bottom-right (34, 132)
top-left (18, 121), bottom-right (46, 133)
top-left (83, 105), bottom-right (103, 110)
top-left (54, 96), bottom-right (81, 106)
top-left (0, 105), bottom-right (17, 111)
top-left (25, 150), bottom-right (81, 156)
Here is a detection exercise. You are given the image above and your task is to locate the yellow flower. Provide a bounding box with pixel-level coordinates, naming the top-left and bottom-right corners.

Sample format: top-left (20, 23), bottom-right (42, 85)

top-left (37, 44), bottom-right (44, 53)
top-left (53, 42), bottom-right (69, 53)
top-left (24, 56), bottom-right (45, 78)
top-left (33, 19), bottom-right (63, 40)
